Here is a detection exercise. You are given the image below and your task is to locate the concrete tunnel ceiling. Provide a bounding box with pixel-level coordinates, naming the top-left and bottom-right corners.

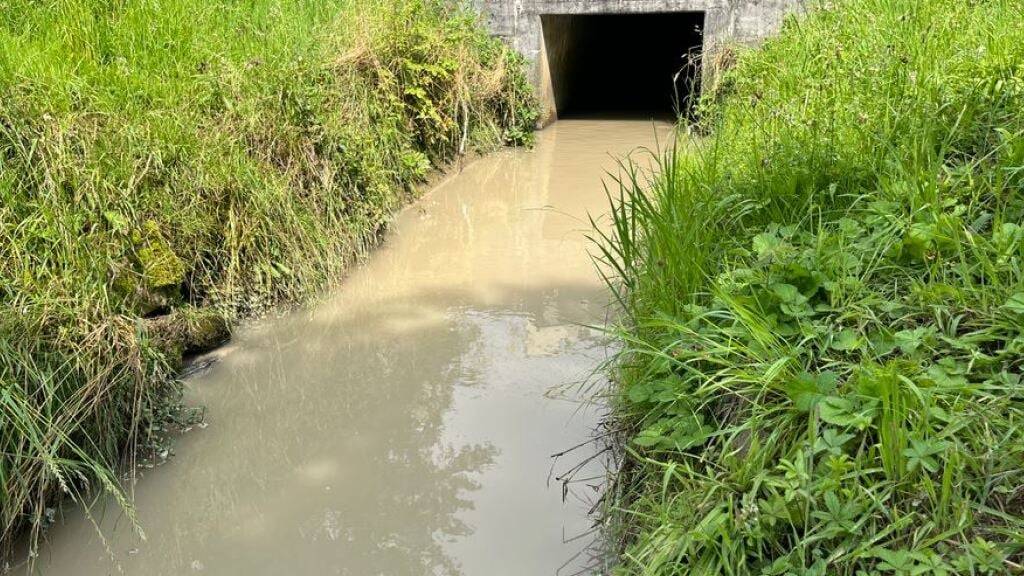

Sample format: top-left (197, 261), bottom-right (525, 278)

top-left (540, 12), bottom-right (705, 116)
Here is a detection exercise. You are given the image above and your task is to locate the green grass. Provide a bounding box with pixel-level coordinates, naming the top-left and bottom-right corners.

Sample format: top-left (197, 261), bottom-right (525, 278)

top-left (596, 0), bottom-right (1024, 573)
top-left (0, 0), bottom-right (535, 555)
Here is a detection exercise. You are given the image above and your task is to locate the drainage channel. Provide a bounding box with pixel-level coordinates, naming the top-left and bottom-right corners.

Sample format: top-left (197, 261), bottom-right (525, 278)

top-left (18, 118), bottom-right (674, 576)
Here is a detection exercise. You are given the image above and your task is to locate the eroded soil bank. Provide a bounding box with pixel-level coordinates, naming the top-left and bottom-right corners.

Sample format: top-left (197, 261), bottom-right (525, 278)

top-left (18, 119), bottom-right (671, 575)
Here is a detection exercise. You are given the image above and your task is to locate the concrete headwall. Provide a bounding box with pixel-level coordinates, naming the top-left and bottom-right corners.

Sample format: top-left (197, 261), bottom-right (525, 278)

top-left (475, 0), bottom-right (804, 123)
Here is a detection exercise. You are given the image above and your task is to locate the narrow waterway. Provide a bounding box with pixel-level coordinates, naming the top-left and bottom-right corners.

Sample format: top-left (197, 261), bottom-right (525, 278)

top-left (21, 119), bottom-right (671, 576)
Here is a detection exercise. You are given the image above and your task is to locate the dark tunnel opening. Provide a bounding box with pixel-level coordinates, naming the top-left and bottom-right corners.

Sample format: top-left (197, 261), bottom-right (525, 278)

top-left (541, 12), bottom-right (705, 118)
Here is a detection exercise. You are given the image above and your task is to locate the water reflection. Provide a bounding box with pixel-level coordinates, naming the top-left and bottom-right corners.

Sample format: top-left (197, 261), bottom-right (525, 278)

top-left (20, 119), bottom-right (672, 576)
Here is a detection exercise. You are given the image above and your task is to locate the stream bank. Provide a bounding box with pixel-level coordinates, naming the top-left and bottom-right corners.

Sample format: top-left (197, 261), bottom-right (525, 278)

top-left (0, 0), bottom-right (534, 554)
top-left (598, 1), bottom-right (1024, 573)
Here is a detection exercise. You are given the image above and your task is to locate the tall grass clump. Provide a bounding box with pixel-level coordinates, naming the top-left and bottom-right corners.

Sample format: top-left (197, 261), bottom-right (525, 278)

top-left (0, 0), bottom-right (535, 555)
top-left (598, 0), bottom-right (1024, 573)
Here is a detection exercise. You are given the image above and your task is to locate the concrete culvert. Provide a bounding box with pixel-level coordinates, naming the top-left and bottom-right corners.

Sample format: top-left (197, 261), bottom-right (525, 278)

top-left (540, 12), bottom-right (705, 118)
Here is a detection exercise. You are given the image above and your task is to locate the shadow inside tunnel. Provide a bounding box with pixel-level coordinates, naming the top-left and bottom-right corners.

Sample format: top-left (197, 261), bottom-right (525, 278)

top-left (541, 11), bottom-right (705, 118)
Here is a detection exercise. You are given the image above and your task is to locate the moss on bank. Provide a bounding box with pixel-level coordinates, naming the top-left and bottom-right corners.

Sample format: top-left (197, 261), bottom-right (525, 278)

top-left (0, 0), bottom-right (535, 554)
top-left (599, 0), bottom-right (1024, 574)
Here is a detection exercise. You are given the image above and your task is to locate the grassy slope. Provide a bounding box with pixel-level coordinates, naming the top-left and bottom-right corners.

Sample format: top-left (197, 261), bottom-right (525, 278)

top-left (599, 0), bottom-right (1024, 573)
top-left (0, 0), bottom-right (534, 551)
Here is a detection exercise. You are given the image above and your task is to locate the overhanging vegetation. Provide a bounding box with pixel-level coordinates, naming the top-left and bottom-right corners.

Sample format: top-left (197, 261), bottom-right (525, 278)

top-left (597, 0), bottom-right (1024, 573)
top-left (0, 0), bottom-right (535, 555)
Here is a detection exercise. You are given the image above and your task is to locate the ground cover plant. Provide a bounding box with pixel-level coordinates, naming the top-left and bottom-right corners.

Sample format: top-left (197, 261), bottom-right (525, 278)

top-left (597, 0), bottom-right (1024, 573)
top-left (0, 0), bottom-right (535, 555)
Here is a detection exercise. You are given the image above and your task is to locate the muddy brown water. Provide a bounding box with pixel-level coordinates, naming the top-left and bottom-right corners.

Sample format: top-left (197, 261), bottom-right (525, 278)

top-left (17, 119), bottom-right (672, 576)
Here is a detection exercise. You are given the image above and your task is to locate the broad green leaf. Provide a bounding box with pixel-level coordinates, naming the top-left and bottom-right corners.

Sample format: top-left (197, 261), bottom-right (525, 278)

top-left (818, 396), bottom-right (871, 429)
top-left (894, 327), bottom-right (936, 355)
top-left (631, 434), bottom-right (663, 448)
top-left (903, 437), bottom-right (949, 473)
top-left (753, 231), bottom-right (784, 259)
top-left (626, 383), bottom-right (652, 404)
top-left (1003, 293), bottom-right (1024, 315)
top-left (784, 371), bottom-right (838, 412)
top-left (771, 283), bottom-right (806, 304)
top-left (830, 328), bottom-right (861, 351)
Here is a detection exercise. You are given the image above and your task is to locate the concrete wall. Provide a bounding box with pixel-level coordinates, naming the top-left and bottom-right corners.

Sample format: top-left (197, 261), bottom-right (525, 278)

top-left (475, 0), bottom-right (804, 123)
top-left (537, 15), bottom-right (581, 116)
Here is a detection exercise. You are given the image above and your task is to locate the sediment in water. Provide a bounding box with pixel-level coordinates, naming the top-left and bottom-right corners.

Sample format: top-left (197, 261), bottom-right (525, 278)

top-left (18, 118), bottom-right (673, 576)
